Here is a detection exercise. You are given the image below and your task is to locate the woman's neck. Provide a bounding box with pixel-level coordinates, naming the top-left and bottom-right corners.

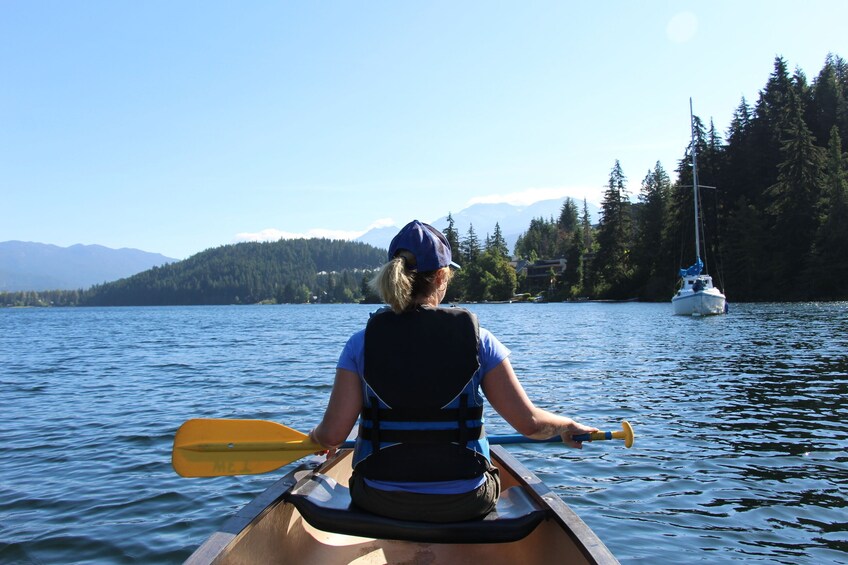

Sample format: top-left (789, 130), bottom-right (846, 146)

top-left (414, 295), bottom-right (441, 308)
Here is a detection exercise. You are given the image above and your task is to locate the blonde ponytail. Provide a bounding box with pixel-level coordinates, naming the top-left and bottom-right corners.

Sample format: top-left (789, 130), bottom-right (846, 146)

top-left (370, 255), bottom-right (454, 313)
top-left (370, 257), bottom-right (414, 313)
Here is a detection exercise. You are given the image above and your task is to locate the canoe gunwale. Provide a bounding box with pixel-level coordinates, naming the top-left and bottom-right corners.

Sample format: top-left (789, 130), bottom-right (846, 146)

top-left (183, 466), bottom-right (315, 564)
top-left (490, 446), bottom-right (618, 564)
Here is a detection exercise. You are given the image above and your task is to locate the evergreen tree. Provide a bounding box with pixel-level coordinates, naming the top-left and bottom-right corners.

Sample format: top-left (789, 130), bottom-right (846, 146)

top-left (592, 160), bottom-right (633, 297)
top-left (811, 55), bottom-right (844, 146)
top-left (578, 199), bottom-right (595, 296)
top-left (580, 199), bottom-right (594, 251)
top-left (487, 222), bottom-right (510, 258)
top-left (461, 223), bottom-right (481, 263)
top-left (443, 213), bottom-right (461, 257)
top-left (558, 198), bottom-right (579, 233)
top-left (767, 87), bottom-right (825, 295)
top-left (749, 57), bottom-right (795, 202)
top-left (807, 126), bottom-right (848, 297)
top-left (721, 97), bottom-right (760, 208)
top-left (633, 162), bottom-right (671, 298)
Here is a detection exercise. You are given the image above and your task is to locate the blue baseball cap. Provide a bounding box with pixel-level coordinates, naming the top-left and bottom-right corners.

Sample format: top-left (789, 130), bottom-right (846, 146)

top-left (388, 220), bottom-right (461, 271)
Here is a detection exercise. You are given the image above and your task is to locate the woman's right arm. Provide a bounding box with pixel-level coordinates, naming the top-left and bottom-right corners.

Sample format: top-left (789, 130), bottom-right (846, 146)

top-left (309, 368), bottom-right (362, 449)
top-left (482, 358), bottom-right (597, 448)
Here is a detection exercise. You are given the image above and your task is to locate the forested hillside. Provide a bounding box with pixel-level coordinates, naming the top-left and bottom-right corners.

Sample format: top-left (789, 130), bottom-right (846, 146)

top-left (1, 239), bottom-right (386, 306)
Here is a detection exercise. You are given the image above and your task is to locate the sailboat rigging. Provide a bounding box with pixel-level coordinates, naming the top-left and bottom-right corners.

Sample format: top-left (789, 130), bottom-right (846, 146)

top-left (671, 99), bottom-right (727, 316)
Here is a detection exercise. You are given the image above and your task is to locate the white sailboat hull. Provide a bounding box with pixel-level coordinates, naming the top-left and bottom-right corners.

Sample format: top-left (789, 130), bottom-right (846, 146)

top-left (672, 279), bottom-right (726, 316)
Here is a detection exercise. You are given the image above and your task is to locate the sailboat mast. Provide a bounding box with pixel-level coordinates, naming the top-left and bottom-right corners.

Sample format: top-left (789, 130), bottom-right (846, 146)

top-left (689, 98), bottom-right (702, 264)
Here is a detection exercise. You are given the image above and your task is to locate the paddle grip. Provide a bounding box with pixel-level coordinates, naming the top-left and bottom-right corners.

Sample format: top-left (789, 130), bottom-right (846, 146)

top-left (573, 431), bottom-right (617, 442)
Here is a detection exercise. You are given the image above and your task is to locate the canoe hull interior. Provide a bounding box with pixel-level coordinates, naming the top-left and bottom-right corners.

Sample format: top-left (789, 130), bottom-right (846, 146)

top-left (185, 446), bottom-right (618, 565)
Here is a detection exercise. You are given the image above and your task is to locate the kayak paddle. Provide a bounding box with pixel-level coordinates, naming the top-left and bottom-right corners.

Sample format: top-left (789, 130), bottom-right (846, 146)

top-left (172, 418), bottom-right (634, 478)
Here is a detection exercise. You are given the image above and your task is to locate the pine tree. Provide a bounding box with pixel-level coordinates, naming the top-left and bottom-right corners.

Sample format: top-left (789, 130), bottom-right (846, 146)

top-left (580, 199), bottom-right (593, 251)
top-left (633, 162), bottom-right (671, 298)
top-left (767, 87), bottom-right (825, 295)
top-left (461, 224), bottom-right (481, 263)
top-left (721, 97), bottom-right (760, 207)
top-left (487, 222), bottom-right (510, 258)
top-left (578, 199), bottom-right (595, 295)
top-left (558, 198), bottom-right (579, 233)
top-left (592, 160), bottom-right (633, 297)
top-left (443, 213), bottom-right (461, 257)
top-left (749, 57), bottom-right (795, 200)
top-left (811, 55), bottom-right (843, 147)
top-left (807, 126), bottom-right (848, 297)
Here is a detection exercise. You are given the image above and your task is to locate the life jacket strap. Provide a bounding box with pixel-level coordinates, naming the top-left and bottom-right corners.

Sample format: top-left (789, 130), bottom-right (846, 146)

top-left (368, 395), bottom-right (381, 453)
top-left (361, 405), bottom-right (484, 422)
top-left (360, 426), bottom-right (485, 444)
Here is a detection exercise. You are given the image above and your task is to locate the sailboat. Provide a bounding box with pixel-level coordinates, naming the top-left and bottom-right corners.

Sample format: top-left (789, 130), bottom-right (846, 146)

top-left (672, 99), bottom-right (727, 316)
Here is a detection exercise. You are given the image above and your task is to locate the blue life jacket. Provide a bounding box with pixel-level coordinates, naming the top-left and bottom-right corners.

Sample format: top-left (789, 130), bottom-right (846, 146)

top-left (352, 306), bottom-right (491, 482)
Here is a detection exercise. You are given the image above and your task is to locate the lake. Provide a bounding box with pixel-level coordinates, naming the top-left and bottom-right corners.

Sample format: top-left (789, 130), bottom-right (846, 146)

top-left (1, 302), bottom-right (846, 564)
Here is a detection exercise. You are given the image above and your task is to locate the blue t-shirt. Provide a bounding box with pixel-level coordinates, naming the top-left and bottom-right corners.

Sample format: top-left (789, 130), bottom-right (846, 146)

top-left (336, 322), bottom-right (511, 494)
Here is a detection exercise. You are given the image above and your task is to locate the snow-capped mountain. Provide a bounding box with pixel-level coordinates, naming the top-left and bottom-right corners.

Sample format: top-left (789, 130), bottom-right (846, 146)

top-left (356, 197), bottom-right (599, 253)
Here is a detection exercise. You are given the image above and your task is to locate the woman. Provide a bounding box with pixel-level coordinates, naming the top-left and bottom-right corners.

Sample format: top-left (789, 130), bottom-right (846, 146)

top-left (309, 220), bottom-right (597, 522)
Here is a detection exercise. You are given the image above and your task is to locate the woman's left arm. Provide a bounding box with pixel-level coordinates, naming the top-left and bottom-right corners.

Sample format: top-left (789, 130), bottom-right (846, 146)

top-left (482, 358), bottom-right (597, 448)
top-left (309, 368), bottom-right (362, 449)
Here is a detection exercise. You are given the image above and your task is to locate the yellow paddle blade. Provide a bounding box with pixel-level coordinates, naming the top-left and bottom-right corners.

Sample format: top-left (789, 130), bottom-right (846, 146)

top-left (171, 419), bottom-right (321, 477)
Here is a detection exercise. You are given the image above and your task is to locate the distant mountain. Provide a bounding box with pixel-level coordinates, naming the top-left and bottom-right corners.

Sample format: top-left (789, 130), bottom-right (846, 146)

top-left (0, 241), bottom-right (177, 292)
top-left (354, 226), bottom-right (397, 252)
top-left (355, 198), bottom-right (600, 253)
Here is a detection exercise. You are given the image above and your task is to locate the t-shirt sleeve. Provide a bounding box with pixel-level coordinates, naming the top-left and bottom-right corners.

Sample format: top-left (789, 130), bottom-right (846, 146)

top-left (478, 327), bottom-right (511, 375)
top-left (337, 329), bottom-right (366, 375)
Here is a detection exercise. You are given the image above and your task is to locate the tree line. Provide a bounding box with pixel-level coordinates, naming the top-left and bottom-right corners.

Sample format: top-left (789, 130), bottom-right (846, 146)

top-left (447, 54), bottom-right (848, 302)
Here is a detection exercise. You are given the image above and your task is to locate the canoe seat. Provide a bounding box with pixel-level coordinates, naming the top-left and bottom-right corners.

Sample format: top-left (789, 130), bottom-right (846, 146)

top-left (284, 473), bottom-right (548, 544)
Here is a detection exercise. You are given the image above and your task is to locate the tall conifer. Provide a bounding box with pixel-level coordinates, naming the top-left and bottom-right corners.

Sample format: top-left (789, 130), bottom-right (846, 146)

top-left (593, 160), bottom-right (633, 298)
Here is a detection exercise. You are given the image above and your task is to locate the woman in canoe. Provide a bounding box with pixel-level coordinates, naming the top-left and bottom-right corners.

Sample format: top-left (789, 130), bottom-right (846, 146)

top-left (309, 220), bottom-right (598, 522)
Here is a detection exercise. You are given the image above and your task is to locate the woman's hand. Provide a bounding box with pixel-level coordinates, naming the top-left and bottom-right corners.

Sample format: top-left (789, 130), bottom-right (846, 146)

top-left (559, 420), bottom-right (599, 449)
top-left (308, 428), bottom-right (332, 456)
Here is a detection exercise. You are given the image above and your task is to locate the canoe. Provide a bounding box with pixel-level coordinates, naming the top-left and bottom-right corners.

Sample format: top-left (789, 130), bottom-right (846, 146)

top-left (184, 445), bottom-right (619, 564)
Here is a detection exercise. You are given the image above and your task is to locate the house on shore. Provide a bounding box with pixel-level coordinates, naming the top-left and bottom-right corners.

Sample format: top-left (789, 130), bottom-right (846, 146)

top-left (511, 258), bottom-right (567, 294)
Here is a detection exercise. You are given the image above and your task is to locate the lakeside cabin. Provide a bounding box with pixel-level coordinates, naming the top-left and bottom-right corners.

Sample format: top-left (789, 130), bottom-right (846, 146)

top-left (511, 259), bottom-right (567, 295)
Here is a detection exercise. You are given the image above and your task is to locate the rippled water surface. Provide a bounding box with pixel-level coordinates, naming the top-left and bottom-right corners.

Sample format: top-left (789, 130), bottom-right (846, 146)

top-left (2, 303), bottom-right (847, 564)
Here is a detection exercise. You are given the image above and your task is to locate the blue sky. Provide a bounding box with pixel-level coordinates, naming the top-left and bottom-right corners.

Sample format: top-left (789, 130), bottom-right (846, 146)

top-left (2, 2), bottom-right (845, 259)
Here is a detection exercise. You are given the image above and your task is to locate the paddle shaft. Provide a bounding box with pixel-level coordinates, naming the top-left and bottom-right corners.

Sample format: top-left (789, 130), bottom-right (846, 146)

top-left (172, 419), bottom-right (633, 477)
top-left (177, 432), bottom-right (618, 452)
top-left (493, 431), bottom-right (624, 444)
